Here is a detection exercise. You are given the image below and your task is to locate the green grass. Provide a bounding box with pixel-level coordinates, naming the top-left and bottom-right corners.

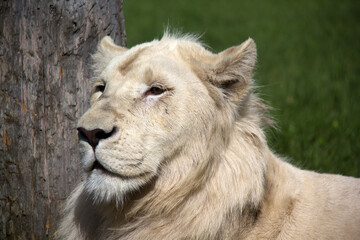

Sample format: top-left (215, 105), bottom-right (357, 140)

top-left (123, 0), bottom-right (360, 177)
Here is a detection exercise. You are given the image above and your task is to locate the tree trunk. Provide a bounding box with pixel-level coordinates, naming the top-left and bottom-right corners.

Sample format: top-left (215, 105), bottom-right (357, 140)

top-left (0, 0), bottom-right (126, 239)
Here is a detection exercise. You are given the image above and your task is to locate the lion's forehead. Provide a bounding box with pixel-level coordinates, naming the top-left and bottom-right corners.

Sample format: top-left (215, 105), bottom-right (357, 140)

top-left (103, 40), bottom-right (200, 81)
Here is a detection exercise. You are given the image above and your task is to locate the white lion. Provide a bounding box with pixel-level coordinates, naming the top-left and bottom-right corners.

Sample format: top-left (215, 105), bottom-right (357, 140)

top-left (57, 33), bottom-right (360, 240)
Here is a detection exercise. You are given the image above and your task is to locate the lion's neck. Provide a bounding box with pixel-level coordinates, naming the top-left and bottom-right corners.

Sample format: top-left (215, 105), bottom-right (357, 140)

top-left (178, 123), bottom-right (269, 239)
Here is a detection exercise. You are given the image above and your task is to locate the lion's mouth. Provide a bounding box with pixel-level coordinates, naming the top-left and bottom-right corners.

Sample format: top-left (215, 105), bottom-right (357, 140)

top-left (92, 160), bottom-right (107, 171)
top-left (91, 160), bottom-right (126, 178)
top-left (90, 159), bottom-right (154, 180)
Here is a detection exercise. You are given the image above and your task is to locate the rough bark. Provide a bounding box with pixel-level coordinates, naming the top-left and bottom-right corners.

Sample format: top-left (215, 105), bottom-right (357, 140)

top-left (0, 0), bottom-right (126, 239)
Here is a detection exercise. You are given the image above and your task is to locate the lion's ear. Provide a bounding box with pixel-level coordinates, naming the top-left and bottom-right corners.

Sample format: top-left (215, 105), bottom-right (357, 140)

top-left (98, 36), bottom-right (127, 55)
top-left (92, 36), bottom-right (127, 75)
top-left (209, 38), bottom-right (256, 103)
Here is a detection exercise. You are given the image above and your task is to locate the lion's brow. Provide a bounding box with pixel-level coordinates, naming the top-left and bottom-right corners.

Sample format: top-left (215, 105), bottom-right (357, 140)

top-left (118, 47), bottom-right (148, 75)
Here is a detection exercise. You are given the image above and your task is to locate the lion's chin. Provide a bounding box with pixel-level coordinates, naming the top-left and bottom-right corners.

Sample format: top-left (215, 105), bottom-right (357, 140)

top-left (84, 166), bottom-right (153, 204)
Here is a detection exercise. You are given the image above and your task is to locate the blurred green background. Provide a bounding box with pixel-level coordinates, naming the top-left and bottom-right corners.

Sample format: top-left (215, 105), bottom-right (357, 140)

top-left (124, 0), bottom-right (360, 177)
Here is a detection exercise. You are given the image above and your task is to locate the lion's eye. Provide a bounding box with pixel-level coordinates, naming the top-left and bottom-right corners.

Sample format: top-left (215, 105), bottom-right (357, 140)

top-left (95, 85), bottom-right (105, 93)
top-left (147, 86), bottom-right (166, 96)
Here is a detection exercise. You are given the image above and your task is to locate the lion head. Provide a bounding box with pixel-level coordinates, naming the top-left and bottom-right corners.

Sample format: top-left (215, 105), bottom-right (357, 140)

top-left (77, 33), bottom-right (262, 205)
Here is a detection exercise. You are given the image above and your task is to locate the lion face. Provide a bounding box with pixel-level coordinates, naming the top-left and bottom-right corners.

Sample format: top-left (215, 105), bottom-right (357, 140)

top-left (77, 37), bottom-right (213, 202)
top-left (77, 35), bottom-right (256, 203)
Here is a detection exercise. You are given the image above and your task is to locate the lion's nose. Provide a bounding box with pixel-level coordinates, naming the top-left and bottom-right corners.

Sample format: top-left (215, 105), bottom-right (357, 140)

top-left (77, 127), bottom-right (117, 149)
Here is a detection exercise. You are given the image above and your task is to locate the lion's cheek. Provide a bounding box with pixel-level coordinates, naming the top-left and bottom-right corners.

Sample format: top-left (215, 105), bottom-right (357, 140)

top-left (94, 138), bottom-right (159, 178)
